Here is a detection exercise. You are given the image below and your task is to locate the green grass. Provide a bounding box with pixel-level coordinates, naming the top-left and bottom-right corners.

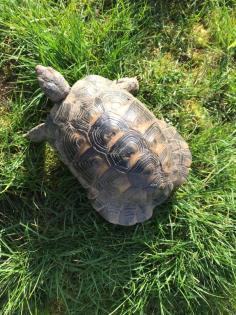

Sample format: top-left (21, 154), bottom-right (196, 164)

top-left (0, 0), bottom-right (236, 314)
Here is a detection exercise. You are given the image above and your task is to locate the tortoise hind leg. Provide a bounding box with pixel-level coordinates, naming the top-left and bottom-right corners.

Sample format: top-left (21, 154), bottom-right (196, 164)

top-left (24, 123), bottom-right (47, 142)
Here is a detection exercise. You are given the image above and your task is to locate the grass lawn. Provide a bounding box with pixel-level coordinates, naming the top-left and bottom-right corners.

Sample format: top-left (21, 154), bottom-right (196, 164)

top-left (0, 0), bottom-right (236, 314)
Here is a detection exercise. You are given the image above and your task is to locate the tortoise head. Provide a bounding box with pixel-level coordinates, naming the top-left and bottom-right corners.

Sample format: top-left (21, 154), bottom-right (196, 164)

top-left (36, 65), bottom-right (70, 102)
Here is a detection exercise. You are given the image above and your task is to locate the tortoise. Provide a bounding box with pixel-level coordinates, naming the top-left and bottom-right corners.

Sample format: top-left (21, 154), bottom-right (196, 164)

top-left (25, 65), bottom-right (192, 226)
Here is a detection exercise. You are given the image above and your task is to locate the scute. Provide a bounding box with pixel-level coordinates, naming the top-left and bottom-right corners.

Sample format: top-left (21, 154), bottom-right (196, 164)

top-left (100, 90), bottom-right (132, 114)
top-left (108, 130), bottom-right (146, 172)
top-left (128, 152), bottom-right (162, 187)
top-left (155, 121), bottom-right (192, 186)
top-left (88, 113), bottom-right (129, 154)
top-left (73, 148), bottom-right (109, 185)
top-left (92, 186), bottom-right (154, 226)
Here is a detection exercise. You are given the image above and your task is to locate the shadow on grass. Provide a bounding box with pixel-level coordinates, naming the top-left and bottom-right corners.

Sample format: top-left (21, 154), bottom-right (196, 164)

top-left (0, 114), bottom-right (175, 313)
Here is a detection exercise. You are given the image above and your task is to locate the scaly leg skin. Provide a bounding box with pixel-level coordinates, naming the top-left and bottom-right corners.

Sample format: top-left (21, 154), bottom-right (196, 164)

top-left (114, 77), bottom-right (139, 95)
top-left (24, 123), bottom-right (47, 142)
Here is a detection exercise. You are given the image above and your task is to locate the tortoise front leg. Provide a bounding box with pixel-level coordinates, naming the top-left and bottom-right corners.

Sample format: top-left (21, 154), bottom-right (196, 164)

top-left (114, 77), bottom-right (139, 95)
top-left (24, 123), bottom-right (47, 142)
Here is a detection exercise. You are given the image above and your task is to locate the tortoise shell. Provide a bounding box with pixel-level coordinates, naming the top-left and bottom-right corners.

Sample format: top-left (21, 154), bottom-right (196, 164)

top-left (27, 67), bottom-right (192, 226)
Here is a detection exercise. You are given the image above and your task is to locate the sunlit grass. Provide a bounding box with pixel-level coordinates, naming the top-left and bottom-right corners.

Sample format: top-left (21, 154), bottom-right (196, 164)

top-left (0, 0), bottom-right (236, 314)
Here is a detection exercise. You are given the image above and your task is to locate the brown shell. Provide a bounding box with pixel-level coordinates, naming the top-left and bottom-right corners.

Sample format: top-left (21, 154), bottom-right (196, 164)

top-left (49, 75), bottom-right (192, 225)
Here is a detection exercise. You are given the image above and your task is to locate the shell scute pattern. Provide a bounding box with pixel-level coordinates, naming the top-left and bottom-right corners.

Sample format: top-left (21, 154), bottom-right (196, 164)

top-left (88, 113), bottom-right (129, 154)
top-left (61, 123), bottom-right (80, 160)
top-left (73, 149), bottom-right (109, 185)
top-left (99, 90), bottom-right (132, 115)
top-left (95, 168), bottom-right (129, 195)
top-left (71, 80), bottom-right (98, 100)
top-left (54, 100), bottom-right (72, 123)
top-left (108, 130), bottom-right (147, 172)
top-left (70, 109), bottom-right (91, 134)
top-left (93, 96), bottom-right (105, 112)
top-left (127, 151), bottom-right (169, 190)
top-left (143, 122), bottom-right (166, 144)
top-left (45, 74), bottom-right (191, 225)
top-left (123, 99), bottom-right (155, 127)
top-left (143, 122), bottom-right (174, 174)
